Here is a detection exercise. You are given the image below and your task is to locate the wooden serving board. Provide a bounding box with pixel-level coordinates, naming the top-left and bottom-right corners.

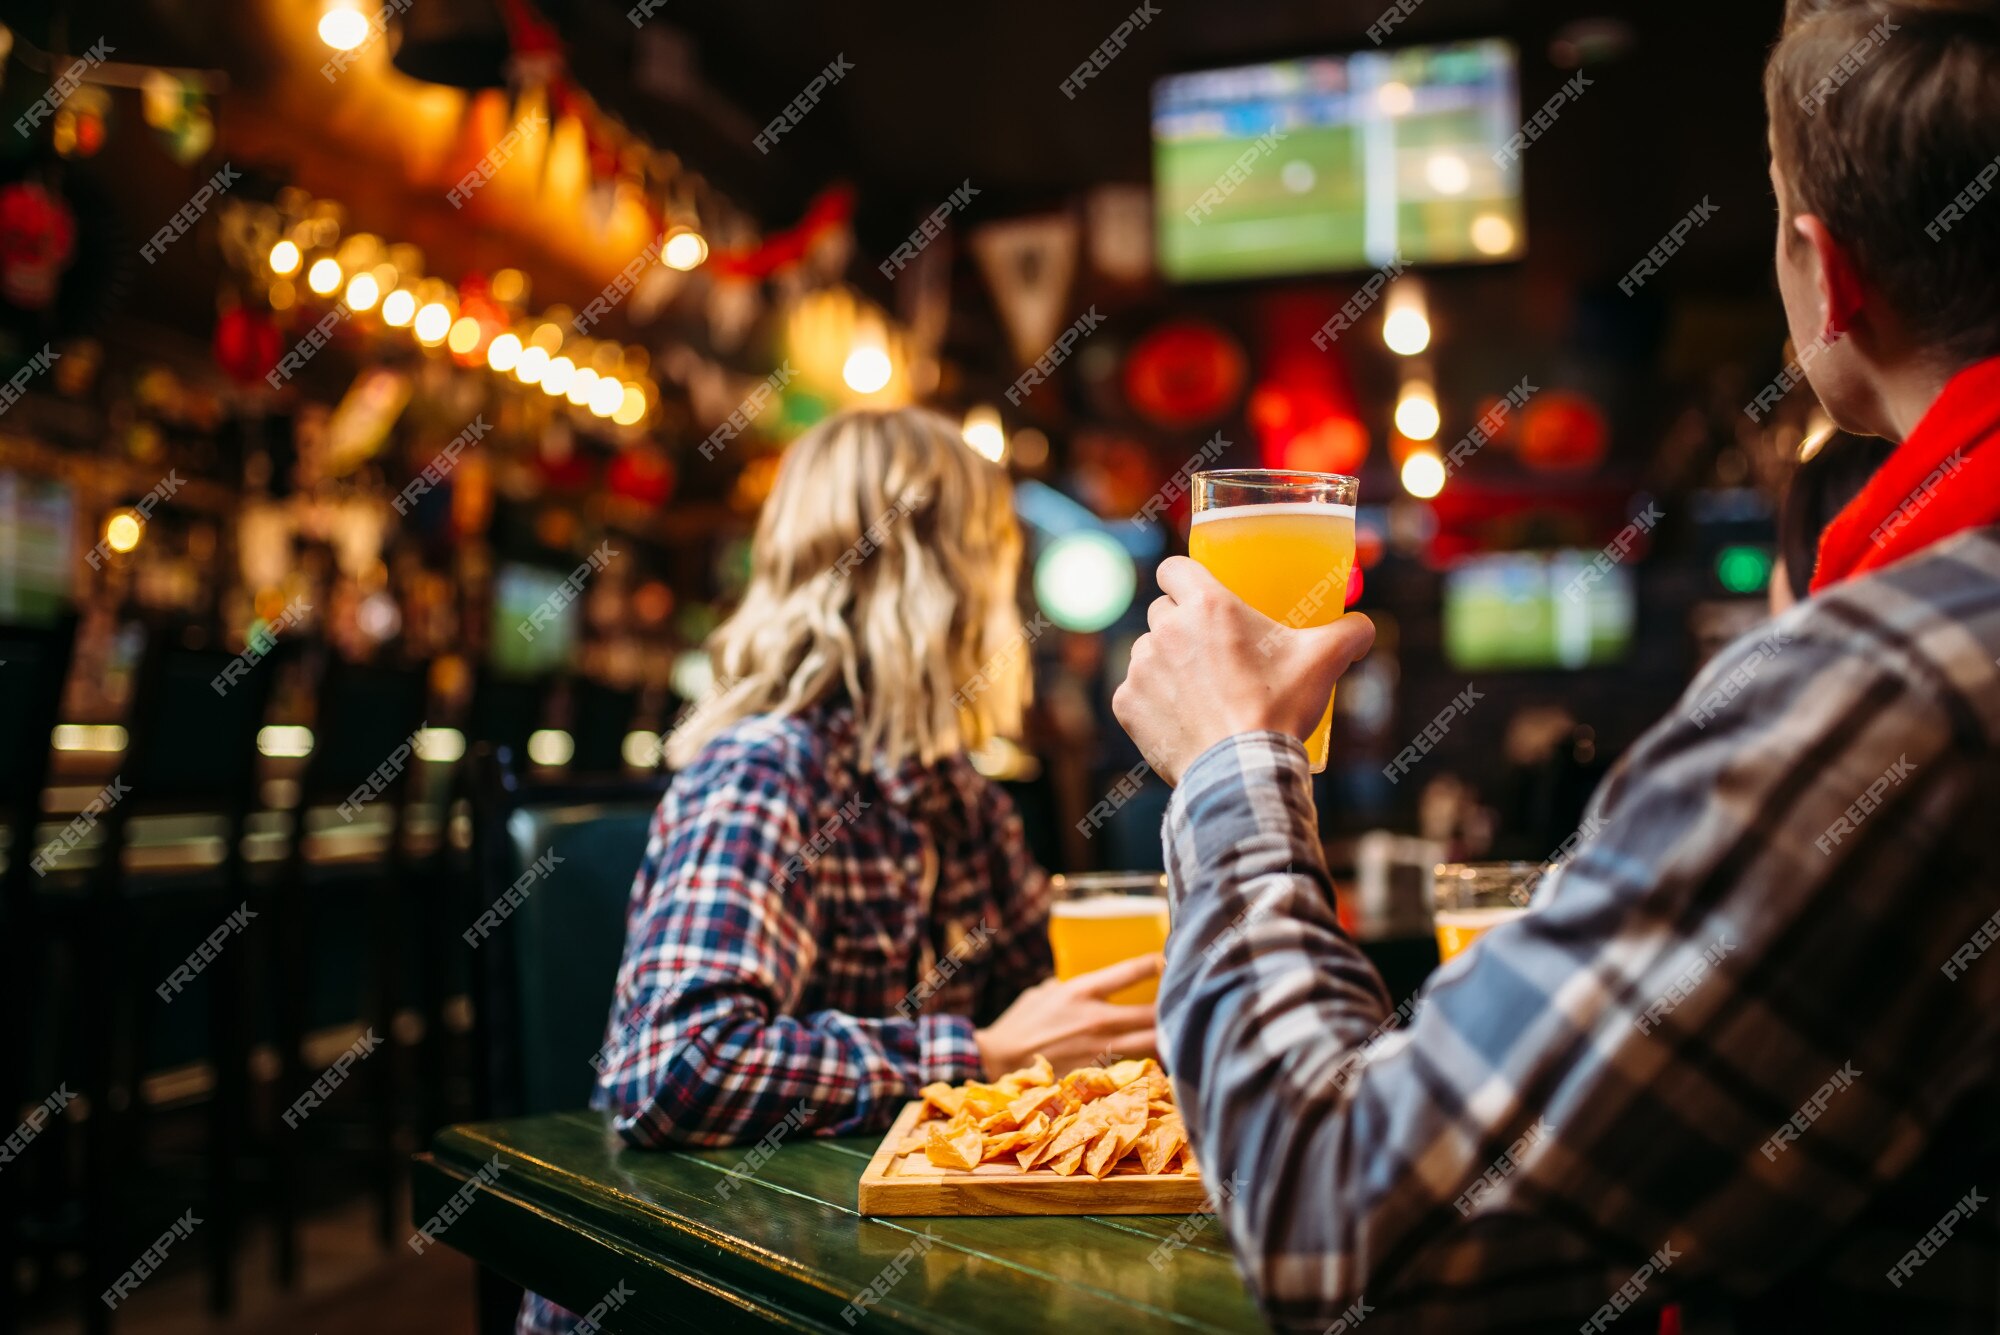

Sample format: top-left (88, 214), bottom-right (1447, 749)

top-left (857, 1100), bottom-right (1211, 1216)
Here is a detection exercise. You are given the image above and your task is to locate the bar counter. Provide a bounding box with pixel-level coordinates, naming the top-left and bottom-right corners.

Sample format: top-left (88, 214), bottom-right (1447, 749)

top-left (414, 1110), bottom-right (1263, 1332)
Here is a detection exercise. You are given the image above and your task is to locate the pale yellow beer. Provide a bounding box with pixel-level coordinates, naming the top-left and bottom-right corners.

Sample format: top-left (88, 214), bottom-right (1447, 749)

top-left (1433, 907), bottom-right (1525, 963)
top-left (1432, 863), bottom-right (1540, 964)
top-left (1048, 874), bottom-right (1170, 1005)
top-left (1189, 498), bottom-right (1357, 771)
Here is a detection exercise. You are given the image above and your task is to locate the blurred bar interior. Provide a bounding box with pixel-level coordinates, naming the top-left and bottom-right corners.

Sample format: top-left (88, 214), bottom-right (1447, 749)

top-left (0, 0), bottom-right (1816, 1330)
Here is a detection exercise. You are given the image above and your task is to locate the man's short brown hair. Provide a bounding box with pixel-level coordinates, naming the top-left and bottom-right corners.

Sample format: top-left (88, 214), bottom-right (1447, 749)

top-left (1766, 0), bottom-right (2000, 366)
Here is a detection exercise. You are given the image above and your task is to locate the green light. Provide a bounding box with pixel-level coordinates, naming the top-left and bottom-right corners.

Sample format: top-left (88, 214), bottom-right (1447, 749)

top-left (1035, 531), bottom-right (1136, 632)
top-left (1716, 545), bottom-right (1772, 595)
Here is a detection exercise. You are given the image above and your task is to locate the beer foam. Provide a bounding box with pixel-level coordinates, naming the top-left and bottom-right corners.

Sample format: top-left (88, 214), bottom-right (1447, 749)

top-left (1191, 500), bottom-right (1357, 524)
top-left (1050, 894), bottom-right (1170, 918)
top-left (1433, 907), bottom-right (1527, 929)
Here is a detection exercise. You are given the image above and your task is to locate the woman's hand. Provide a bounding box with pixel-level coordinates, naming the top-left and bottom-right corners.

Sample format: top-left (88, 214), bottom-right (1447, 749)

top-left (973, 954), bottom-right (1162, 1077)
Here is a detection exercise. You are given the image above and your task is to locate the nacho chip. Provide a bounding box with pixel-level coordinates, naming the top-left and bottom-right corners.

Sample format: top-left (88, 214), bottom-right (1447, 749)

top-left (1018, 1111), bottom-right (1077, 1170)
top-left (1046, 1142), bottom-right (1088, 1176)
top-left (924, 1119), bottom-right (985, 1172)
top-left (1135, 1113), bottom-right (1187, 1176)
top-left (1060, 1066), bottom-right (1118, 1103)
top-left (920, 1082), bottom-right (967, 1120)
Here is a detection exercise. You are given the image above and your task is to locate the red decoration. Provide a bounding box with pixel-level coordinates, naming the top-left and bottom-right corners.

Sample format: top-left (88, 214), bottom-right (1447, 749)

top-left (1249, 293), bottom-right (1369, 476)
top-left (213, 306), bottom-right (283, 385)
top-left (607, 446), bottom-right (676, 507)
top-left (1123, 320), bottom-right (1246, 427)
top-left (1518, 391), bottom-right (1609, 472)
top-left (706, 185), bottom-right (855, 280)
top-left (0, 182), bottom-right (77, 310)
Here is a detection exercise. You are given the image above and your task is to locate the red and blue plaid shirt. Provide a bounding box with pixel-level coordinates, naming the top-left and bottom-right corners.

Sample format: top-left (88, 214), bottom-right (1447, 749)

top-left (522, 699), bottom-right (1050, 1332)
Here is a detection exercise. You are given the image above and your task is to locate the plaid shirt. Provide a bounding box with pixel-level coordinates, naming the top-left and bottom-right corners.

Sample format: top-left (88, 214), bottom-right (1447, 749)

top-left (1160, 527), bottom-right (2000, 1334)
top-left (522, 701), bottom-right (1050, 1333)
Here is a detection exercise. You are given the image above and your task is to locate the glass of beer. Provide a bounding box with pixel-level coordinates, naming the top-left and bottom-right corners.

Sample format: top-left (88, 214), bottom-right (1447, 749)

top-left (1047, 873), bottom-right (1171, 1004)
top-left (1432, 862), bottom-right (1542, 964)
top-left (1189, 469), bottom-right (1359, 772)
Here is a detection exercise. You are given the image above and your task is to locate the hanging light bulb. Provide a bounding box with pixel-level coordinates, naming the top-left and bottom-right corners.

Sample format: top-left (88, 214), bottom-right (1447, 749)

top-left (307, 257), bottom-right (343, 297)
top-left (486, 331), bottom-right (522, 372)
top-left (447, 316), bottom-right (484, 355)
top-left (1400, 448), bottom-right (1446, 498)
top-left (514, 345), bottom-right (550, 384)
top-left (1393, 381), bottom-right (1441, 440)
top-left (380, 289), bottom-right (417, 327)
top-left (413, 302), bottom-right (453, 346)
top-left (344, 272), bottom-right (381, 312)
top-left (961, 405), bottom-right (1006, 463)
top-left (588, 376), bottom-right (624, 418)
top-left (268, 239), bottom-right (302, 277)
top-left (318, 3), bottom-right (370, 51)
top-left (613, 383), bottom-right (648, 426)
top-left (1382, 277), bottom-right (1430, 356)
top-left (663, 229), bottom-right (709, 271)
top-left (843, 324), bottom-right (893, 395)
top-left (541, 355), bottom-right (576, 397)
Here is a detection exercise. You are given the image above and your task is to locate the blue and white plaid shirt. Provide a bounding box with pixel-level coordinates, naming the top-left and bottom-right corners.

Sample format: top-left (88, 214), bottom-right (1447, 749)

top-left (1160, 527), bottom-right (2000, 1333)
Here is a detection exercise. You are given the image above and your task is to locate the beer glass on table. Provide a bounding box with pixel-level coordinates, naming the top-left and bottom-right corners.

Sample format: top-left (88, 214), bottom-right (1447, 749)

top-left (1188, 469), bottom-right (1359, 772)
top-left (1432, 862), bottom-right (1541, 964)
top-left (1047, 873), bottom-right (1171, 1005)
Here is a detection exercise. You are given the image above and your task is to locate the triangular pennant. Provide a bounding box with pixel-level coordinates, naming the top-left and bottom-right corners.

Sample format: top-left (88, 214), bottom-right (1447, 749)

top-left (969, 214), bottom-right (1079, 368)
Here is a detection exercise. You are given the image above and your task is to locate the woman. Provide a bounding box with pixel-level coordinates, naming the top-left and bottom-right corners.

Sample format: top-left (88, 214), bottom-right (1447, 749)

top-left (520, 408), bottom-right (1156, 1330)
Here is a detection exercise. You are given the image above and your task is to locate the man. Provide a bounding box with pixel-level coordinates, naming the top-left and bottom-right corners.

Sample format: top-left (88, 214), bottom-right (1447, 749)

top-left (1114, 2), bottom-right (2000, 1330)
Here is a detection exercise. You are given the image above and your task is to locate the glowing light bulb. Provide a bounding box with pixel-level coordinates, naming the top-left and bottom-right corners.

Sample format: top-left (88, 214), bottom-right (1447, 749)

top-left (613, 384), bottom-right (648, 426)
top-left (104, 510), bottom-right (142, 554)
top-left (413, 302), bottom-right (452, 346)
top-left (1383, 307), bottom-right (1431, 356)
top-left (529, 323), bottom-right (564, 353)
top-left (588, 376), bottom-right (624, 417)
top-left (344, 272), bottom-right (380, 311)
top-left (447, 316), bottom-right (483, 355)
top-left (663, 230), bottom-right (708, 271)
top-left (540, 356), bottom-right (575, 396)
top-left (1382, 277), bottom-right (1430, 356)
top-left (514, 345), bottom-right (549, 384)
top-left (268, 239), bottom-right (302, 277)
top-left (380, 289), bottom-right (416, 327)
top-left (486, 332), bottom-right (522, 372)
top-left (318, 4), bottom-right (369, 50)
top-left (1400, 449), bottom-right (1446, 498)
top-left (307, 257), bottom-right (343, 296)
top-left (843, 345), bottom-right (892, 395)
top-left (1394, 382), bottom-right (1440, 441)
top-left (566, 365), bottom-right (598, 406)
top-left (961, 405), bottom-right (1006, 463)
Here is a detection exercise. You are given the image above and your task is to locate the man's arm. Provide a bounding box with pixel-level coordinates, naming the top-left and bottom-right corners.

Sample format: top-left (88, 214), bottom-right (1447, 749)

top-left (1159, 618), bottom-right (1996, 1332)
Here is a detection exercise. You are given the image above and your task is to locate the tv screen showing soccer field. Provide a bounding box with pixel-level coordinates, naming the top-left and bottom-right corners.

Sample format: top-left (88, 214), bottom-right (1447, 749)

top-left (1154, 39), bottom-right (1525, 282)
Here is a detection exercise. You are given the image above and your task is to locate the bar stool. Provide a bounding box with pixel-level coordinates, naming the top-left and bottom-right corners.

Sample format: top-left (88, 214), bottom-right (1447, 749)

top-left (0, 614), bottom-right (77, 1334)
top-left (267, 653), bottom-right (429, 1287)
top-left (78, 629), bottom-right (278, 1332)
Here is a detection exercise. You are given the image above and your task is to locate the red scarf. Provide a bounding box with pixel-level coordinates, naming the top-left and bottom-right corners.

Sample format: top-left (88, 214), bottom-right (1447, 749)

top-left (1811, 353), bottom-right (2000, 591)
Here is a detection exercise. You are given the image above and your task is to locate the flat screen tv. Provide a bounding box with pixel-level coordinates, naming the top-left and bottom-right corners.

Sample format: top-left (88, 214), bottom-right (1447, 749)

top-left (1443, 550), bottom-right (1634, 671)
top-left (1154, 38), bottom-right (1525, 282)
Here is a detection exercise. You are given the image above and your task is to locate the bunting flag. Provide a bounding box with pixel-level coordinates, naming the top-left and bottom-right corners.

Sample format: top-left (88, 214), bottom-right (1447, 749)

top-left (969, 213), bottom-right (1080, 368)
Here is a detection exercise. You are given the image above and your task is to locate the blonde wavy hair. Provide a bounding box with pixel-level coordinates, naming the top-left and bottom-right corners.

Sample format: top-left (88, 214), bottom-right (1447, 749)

top-left (667, 407), bottom-right (1028, 770)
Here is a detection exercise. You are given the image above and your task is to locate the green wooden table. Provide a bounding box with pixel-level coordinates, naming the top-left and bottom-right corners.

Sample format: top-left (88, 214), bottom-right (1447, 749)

top-left (413, 1111), bottom-right (1265, 1332)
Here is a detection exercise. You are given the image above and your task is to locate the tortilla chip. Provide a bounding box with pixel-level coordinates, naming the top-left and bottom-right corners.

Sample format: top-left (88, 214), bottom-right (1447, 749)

top-left (1046, 1142), bottom-right (1088, 1176)
top-left (924, 1119), bottom-right (985, 1172)
top-left (1060, 1067), bottom-right (1117, 1103)
top-left (1018, 1111), bottom-right (1077, 1170)
top-left (1136, 1114), bottom-right (1187, 1176)
top-left (920, 1082), bottom-right (966, 1119)
top-left (993, 1054), bottom-right (1055, 1094)
top-left (1005, 1082), bottom-right (1068, 1128)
